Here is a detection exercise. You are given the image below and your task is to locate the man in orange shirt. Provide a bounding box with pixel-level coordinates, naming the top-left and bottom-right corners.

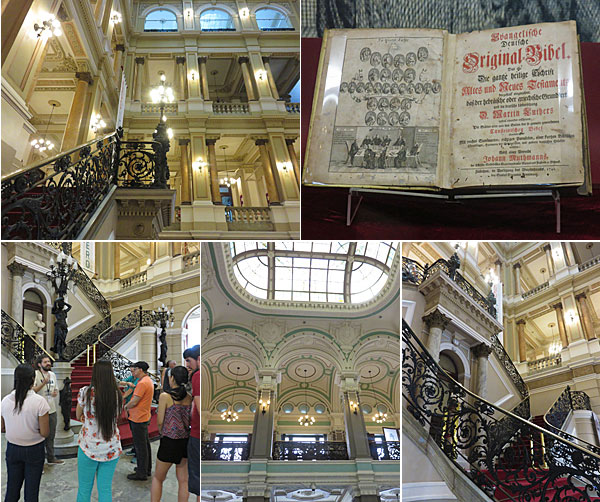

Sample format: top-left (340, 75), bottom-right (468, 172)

top-left (124, 361), bottom-right (154, 480)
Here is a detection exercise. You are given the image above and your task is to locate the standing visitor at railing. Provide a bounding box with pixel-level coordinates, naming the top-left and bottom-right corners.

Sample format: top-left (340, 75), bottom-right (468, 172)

top-left (33, 355), bottom-right (64, 466)
top-left (75, 360), bottom-right (123, 502)
top-left (151, 366), bottom-right (192, 502)
top-left (124, 361), bottom-right (154, 481)
top-left (1, 364), bottom-right (50, 502)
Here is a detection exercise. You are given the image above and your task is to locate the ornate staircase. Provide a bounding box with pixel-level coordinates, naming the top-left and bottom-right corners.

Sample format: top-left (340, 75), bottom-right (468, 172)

top-left (403, 320), bottom-right (600, 502)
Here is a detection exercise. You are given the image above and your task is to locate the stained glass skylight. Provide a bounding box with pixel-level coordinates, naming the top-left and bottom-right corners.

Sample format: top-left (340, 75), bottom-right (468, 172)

top-left (229, 242), bottom-right (397, 304)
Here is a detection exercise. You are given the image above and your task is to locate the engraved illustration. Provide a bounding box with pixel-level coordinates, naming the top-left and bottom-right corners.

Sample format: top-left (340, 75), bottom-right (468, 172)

top-left (330, 36), bottom-right (443, 178)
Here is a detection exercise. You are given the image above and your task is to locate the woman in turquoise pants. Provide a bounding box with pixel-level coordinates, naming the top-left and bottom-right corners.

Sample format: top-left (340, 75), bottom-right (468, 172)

top-left (76, 361), bottom-right (124, 502)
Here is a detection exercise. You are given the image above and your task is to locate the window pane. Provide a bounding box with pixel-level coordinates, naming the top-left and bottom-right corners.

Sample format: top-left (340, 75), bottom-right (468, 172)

top-left (200, 9), bottom-right (234, 30)
top-left (256, 8), bottom-right (293, 30)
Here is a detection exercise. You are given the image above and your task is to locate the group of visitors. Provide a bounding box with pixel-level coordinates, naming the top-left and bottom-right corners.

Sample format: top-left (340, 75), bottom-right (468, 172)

top-left (1, 345), bottom-right (201, 502)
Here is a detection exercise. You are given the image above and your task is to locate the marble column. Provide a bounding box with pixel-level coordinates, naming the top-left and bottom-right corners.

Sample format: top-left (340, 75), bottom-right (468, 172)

top-left (238, 57), bottom-right (256, 101)
top-left (62, 72), bottom-right (93, 151)
top-left (342, 380), bottom-right (371, 459)
top-left (285, 137), bottom-right (301, 185)
top-left (2, 0), bottom-right (34, 65)
top-left (422, 310), bottom-right (450, 363)
top-left (249, 375), bottom-right (277, 459)
top-left (197, 57), bottom-right (210, 100)
top-left (134, 57), bottom-right (145, 101)
top-left (576, 293), bottom-right (596, 341)
top-left (114, 243), bottom-right (120, 279)
top-left (255, 139), bottom-right (281, 205)
top-left (517, 319), bottom-right (527, 362)
top-left (473, 343), bottom-right (493, 399)
top-left (113, 44), bottom-right (125, 81)
top-left (100, 0), bottom-right (114, 34)
top-left (542, 244), bottom-right (555, 277)
top-left (175, 56), bottom-right (186, 100)
top-left (206, 139), bottom-right (221, 204)
top-left (179, 139), bottom-right (191, 204)
top-left (8, 262), bottom-right (27, 324)
top-left (552, 303), bottom-right (569, 348)
top-left (513, 263), bottom-right (522, 295)
top-left (262, 57), bottom-right (280, 99)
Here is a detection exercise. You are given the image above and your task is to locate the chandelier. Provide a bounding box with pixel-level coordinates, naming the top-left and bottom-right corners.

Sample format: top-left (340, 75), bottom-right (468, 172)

top-left (32, 14), bottom-right (62, 39)
top-left (31, 102), bottom-right (57, 154)
top-left (219, 145), bottom-right (238, 187)
top-left (221, 366), bottom-right (240, 422)
top-left (367, 369), bottom-right (388, 424)
top-left (548, 322), bottom-right (562, 355)
top-left (298, 368), bottom-right (315, 427)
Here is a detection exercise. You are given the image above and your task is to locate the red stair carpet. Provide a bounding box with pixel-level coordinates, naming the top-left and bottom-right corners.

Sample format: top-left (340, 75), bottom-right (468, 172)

top-left (69, 353), bottom-right (159, 446)
top-left (300, 39), bottom-right (600, 240)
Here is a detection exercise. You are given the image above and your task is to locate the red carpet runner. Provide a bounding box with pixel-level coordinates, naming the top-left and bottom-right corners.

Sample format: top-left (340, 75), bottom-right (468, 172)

top-left (69, 353), bottom-right (159, 446)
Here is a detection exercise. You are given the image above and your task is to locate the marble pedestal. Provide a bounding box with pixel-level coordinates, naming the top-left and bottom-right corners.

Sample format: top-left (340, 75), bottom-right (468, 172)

top-left (52, 361), bottom-right (80, 456)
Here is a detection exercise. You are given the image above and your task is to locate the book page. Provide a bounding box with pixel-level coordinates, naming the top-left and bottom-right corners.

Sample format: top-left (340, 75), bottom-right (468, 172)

top-left (449, 21), bottom-right (584, 189)
top-left (304, 28), bottom-right (447, 188)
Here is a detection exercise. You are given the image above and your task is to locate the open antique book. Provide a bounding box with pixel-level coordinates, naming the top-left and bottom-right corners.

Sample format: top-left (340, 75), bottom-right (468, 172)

top-left (304, 21), bottom-right (591, 194)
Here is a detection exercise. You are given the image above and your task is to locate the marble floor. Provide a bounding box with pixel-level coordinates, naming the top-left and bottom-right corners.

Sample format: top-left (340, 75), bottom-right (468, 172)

top-left (1, 436), bottom-right (196, 501)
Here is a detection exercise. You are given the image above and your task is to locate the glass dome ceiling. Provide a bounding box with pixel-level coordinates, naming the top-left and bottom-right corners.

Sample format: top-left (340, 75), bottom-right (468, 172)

top-left (229, 242), bottom-right (397, 304)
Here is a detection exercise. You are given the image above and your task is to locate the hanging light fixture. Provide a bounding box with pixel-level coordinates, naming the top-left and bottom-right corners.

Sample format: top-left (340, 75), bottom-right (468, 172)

top-left (221, 366), bottom-right (240, 422)
top-left (367, 369), bottom-right (388, 424)
top-left (31, 102), bottom-right (57, 154)
top-left (219, 145), bottom-right (237, 187)
top-left (298, 368), bottom-right (315, 427)
top-left (548, 322), bottom-right (562, 356)
top-left (32, 14), bottom-right (62, 39)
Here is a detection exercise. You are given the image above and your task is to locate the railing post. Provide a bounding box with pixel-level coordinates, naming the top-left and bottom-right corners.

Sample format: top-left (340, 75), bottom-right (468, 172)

top-left (113, 127), bottom-right (123, 182)
top-left (567, 385), bottom-right (573, 410)
top-left (139, 305), bottom-right (143, 327)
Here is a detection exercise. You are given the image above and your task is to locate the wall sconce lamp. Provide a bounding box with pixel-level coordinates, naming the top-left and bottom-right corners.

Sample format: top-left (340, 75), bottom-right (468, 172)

top-left (111, 11), bottom-right (122, 24)
top-left (348, 392), bottom-right (359, 414)
top-left (240, 7), bottom-right (250, 18)
top-left (258, 391), bottom-right (271, 414)
top-left (32, 14), bottom-right (62, 39)
top-left (90, 113), bottom-right (106, 132)
top-left (277, 161), bottom-right (292, 172)
top-left (185, 8), bottom-right (193, 18)
top-left (567, 310), bottom-right (577, 325)
top-left (189, 70), bottom-right (197, 81)
top-left (167, 128), bottom-right (174, 140)
top-left (256, 69), bottom-right (267, 81)
top-left (553, 248), bottom-right (562, 259)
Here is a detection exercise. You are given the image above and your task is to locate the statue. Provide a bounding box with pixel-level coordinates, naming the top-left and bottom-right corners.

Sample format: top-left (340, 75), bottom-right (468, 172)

top-left (33, 313), bottom-right (45, 348)
top-left (447, 252), bottom-right (461, 279)
top-left (158, 327), bottom-right (168, 367)
top-left (51, 298), bottom-right (71, 361)
top-left (59, 377), bottom-right (71, 430)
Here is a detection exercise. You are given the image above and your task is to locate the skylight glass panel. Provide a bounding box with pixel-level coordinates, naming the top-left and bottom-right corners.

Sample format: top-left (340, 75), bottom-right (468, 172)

top-left (293, 242), bottom-right (312, 252)
top-left (200, 9), bottom-right (234, 30)
top-left (255, 8), bottom-right (293, 30)
top-left (144, 9), bottom-right (177, 31)
top-left (312, 242), bottom-right (332, 253)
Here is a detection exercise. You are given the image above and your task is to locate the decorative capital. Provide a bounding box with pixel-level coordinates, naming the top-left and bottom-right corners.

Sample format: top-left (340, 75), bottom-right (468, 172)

top-left (7, 262), bottom-right (27, 277)
top-left (516, 318), bottom-right (527, 326)
top-left (135, 57), bottom-right (145, 65)
top-left (285, 138), bottom-right (297, 146)
top-left (513, 263), bottom-right (521, 270)
top-left (238, 56), bottom-right (250, 65)
top-left (115, 44), bottom-right (125, 52)
top-left (551, 302), bottom-right (563, 311)
top-left (205, 138), bottom-right (217, 146)
top-left (473, 343), bottom-right (493, 359)
top-left (422, 310), bottom-right (450, 330)
top-left (542, 244), bottom-right (551, 252)
top-left (75, 72), bottom-right (93, 85)
top-left (175, 56), bottom-right (186, 65)
top-left (262, 56), bottom-right (271, 64)
top-left (255, 138), bottom-right (269, 147)
top-left (197, 56), bottom-right (208, 65)
top-left (179, 138), bottom-right (190, 146)
top-left (575, 292), bottom-right (588, 301)
top-left (494, 259), bottom-right (502, 268)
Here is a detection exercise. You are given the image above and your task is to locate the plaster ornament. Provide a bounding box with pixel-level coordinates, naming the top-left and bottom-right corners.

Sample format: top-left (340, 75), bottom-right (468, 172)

top-left (255, 319), bottom-right (285, 344)
top-left (333, 321), bottom-right (361, 346)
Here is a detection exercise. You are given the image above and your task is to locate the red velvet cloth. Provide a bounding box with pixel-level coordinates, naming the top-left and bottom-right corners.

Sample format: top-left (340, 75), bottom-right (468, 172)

top-left (301, 38), bottom-right (600, 239)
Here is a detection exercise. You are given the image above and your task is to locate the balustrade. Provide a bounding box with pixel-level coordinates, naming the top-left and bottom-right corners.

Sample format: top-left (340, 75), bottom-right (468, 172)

top-left (522, 281), bottom-right (550, 299)
top-left (212, 102), bottom-right (250, 115)
top-left (121, 270), bottom-right (147, 289)
top-left (527, 353), bottom-right (562, 374)
top-left (225, 207), bottom-right (275, 231)
top-left (285, 102), bottom-right (300, 113)
top-left (183, 250), bottom-right (200, 271)
top-left (580, 256), bottom-right (600, 271)
top-left (141, 103), bottom-right (178, 114)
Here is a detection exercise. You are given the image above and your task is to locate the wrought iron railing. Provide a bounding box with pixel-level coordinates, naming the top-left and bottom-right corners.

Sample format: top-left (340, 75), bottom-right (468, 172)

top-left (1, 310), bottom-right (55, 365)
top-left (225, 207), bottom-right (274, 231)
top-left (403, 319), bottom-right (600, 501)
top-left (522, 281), bottom-right (550, 299)
top-left (272, 441), bottom-right (349, 461)
top-left (527, 353), bottom-right (562, 374)
top-left (201, 441), bottom-right (250, 461)
top-left (212, 103), bottom-right (250, 115)
top-left (402, 256), bottom-right (426, 285)
top-left (369, 441), bottom-right (400, 460)
top-left (73, 268), bottom-right (111, 317)
top-left (2, 128), bottom-right (170, 240)
top-left (490, 334), bottom-right (529, 399)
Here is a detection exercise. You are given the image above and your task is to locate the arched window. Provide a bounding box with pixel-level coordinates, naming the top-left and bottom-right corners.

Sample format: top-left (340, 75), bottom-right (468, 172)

top-left (200, 9), bottom-right (235, 31)
top-left (144, 9), bottom-right (178, 32)
top-left (255, 8), bottom-right (293, 31)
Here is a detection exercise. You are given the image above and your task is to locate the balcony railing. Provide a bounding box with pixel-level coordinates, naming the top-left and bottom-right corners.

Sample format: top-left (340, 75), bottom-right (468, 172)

top-left (522, 281), bottom-right (550, 299)
top-left (2, 128), bottom-right (170, 240)
top-left (527, 353), bottom-right (562, 374)
top-left (141, 103), bottom-right (178, 114)
top-left (402, 256), bottom-right (426, 284)
top-left (121, 270), bottom-right (147, 289)
top-left (183, 250), bottom-right (200, 271)
top-left (212, 102), bottom-right (250, 115)
top-left (272, 441), bottom-right (349, 461)
top-left (579, 255), bottom-right (600, 272)
top-left (369, 441), bottom-right (400, 460)
top-left (201, 442), bottom-right (250, 461)
top-left (225, 207), bottom-right (275, 231)
top-left (286, 102), bottom-right (300, 113)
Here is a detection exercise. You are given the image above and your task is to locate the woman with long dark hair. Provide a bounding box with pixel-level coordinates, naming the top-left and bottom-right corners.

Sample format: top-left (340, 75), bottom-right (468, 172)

top-left (1, 363), bottom-right (50, 502)
top-left (151, 365), bottom-right (192, 502)
top-left (76, 360), bottom-right (123, 502)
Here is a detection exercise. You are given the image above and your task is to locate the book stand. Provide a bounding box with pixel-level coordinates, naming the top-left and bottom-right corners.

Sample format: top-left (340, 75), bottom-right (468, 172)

top-left (346, 187), bottom-right (562, 233)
